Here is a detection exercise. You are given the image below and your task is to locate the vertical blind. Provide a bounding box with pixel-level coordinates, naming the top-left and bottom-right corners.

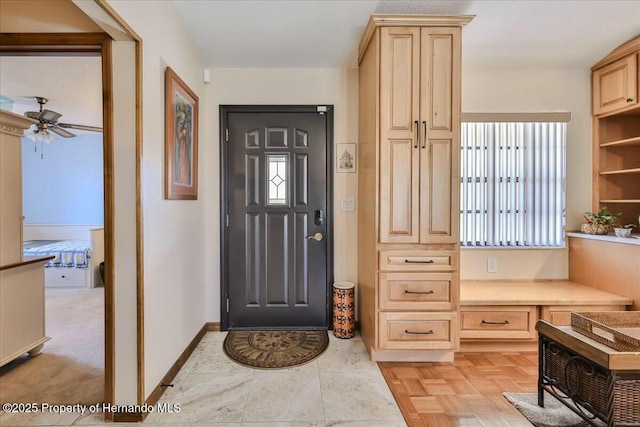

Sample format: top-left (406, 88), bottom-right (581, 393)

top-left (460, 120), bottom-right (567, 247)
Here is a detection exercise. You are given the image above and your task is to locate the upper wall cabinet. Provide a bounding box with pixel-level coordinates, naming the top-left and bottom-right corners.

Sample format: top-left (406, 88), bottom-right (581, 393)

top-left (379, 26), bottom-right (461, 244)
top-left (593, 53), bottom-right (638, 116)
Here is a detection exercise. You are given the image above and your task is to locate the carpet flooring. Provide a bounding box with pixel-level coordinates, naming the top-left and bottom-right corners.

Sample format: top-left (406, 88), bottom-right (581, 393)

top-left (0, 288), bottom-right (104, 405)
top-left (504, 392), bottom-right (605, 427)
top-left (223, 329), bottom-right (329, 369)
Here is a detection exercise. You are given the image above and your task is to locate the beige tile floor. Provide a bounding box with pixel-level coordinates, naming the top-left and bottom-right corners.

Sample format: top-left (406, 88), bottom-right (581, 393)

top-left (1, 331), bottom-right (407, 427)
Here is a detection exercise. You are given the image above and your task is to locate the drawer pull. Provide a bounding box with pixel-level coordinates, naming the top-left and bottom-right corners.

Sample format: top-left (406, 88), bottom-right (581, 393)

top-left (481, 320), bottom-right (510, 325)
top-left (405, 290), bottom-right (434, 295)
top-left (404, 329), bottom-right (434, 335)
top-left (404, 259), bottom-right (434, 264)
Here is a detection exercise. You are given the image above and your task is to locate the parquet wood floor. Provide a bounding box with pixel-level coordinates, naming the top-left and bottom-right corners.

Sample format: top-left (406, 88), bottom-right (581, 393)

top-left (379, 352), bottom-right (539, 427)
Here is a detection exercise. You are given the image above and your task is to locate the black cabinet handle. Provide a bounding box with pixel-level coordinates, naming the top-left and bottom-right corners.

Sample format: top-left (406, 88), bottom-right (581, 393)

top-left (404, 329), bottom-right (434, 335)
top-left (405, 259), bottom-right (434, 264)
top-left (414, 120), bottom-right (419, 148)
top-left (627, 98), bottom-right (634, 102)
top-left (422, 120), bottom-right (427, 148)
top-left (405, 290), bottom-right (434, 295)
top-left (481, 320), bottom-right (510, 325)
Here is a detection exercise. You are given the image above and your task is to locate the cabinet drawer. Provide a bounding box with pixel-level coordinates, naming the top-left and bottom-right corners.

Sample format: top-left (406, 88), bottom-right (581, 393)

top-left (540, 305), bottom-right (628, 326)
top-left (379, 272), bottom-right (457, 310)
top-left (460, 306), bottom-right (536, 340)
top-left (379, 250), bottom-right (457, 272)
top-left (44, 267), bottom-right (87, 288)
top-left (378, 312), bottom-right (458, 350)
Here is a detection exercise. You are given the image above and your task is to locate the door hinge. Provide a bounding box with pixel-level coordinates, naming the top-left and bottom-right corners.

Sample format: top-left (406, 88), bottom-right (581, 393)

top-left (225, 128), bottom-right (229, 142)
top-left (226, 214), bottom-right (229, 227)
top-left (226, 298), bottom-right (230, 313)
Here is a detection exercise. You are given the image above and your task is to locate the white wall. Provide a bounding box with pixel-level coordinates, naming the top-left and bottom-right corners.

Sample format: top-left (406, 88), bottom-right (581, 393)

top-left (22, 134), bottom-right (104, 225)
top-left (460, 66), bottom-right (591, 279)
top-left (110, 40), bottom-right (139, 404)
top-left (105, 1), bottom-right (208, 400)
top-left (204, 68), bottom-right (359, 322)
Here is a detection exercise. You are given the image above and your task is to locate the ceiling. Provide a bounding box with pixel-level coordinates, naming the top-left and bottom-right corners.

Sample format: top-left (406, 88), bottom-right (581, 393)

top-left (1, 0), bottom-right (638, 128)
top-left (0, 56), bottom-right (103, 131)
top-left (172, 0), bottom-right (640, 68)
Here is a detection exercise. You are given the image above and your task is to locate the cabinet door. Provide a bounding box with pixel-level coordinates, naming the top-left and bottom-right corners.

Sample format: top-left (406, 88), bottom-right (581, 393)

top-left (421, 138), bottom-right (458, 242)
top-left (420, 28), bottom-right (461, 243)
top-left (380, 27), bottom-right (420, 243)
top-left (593, 54), bottom-right (638, 115)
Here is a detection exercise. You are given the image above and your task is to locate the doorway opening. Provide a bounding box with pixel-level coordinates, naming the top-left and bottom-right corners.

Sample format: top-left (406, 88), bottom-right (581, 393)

top-left (0, 31), bottom-right (121, 410)
top-left (0, 55), bottom-right (105, 404)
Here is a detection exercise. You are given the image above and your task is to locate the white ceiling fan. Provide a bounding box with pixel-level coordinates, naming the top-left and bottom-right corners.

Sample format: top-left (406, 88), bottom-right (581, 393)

top-left (22, 96), bottom-right (103, 143)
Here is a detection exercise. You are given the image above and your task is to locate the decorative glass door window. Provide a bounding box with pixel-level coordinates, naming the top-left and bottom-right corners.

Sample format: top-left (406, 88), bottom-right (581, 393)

top-left (267, 154), bottom-right (288, 205)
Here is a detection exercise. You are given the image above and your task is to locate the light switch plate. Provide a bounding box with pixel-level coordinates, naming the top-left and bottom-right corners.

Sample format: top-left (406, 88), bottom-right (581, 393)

top-left (341, 198), bottom-right (355, 211)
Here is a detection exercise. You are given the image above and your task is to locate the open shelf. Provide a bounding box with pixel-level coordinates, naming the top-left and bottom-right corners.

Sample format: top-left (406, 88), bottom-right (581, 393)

top-left (600, 167), bottom-right (640, 175)
top-left (600, 135), bottom-right (640, 148)
top-left (600, 199), bottom-right (640, 203)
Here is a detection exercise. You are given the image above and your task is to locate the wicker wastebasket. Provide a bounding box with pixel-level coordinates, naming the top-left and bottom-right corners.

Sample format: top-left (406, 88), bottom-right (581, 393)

top-left (333, 282), bottom-right (355, 339)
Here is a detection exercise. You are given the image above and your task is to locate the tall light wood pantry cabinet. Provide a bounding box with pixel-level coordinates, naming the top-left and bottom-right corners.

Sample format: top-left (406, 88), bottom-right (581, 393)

top-left (358, 15), bottom-right (473, 361)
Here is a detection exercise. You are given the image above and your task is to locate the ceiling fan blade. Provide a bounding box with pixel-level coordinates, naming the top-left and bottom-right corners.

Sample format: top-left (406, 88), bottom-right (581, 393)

top-left (24, 110), bottom-right (63, 123)
top-left (57, 123), bottom-right (103, 132)
top-left (49, 126), bottom-right (76, 138)
top-left (1, 94), bottom-right (41, 103)
top-left (39, 109), bottom-right (63, 123)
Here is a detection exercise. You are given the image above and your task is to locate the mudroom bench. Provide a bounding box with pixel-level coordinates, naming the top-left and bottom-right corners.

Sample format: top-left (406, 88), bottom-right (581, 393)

top-left (459, 280), bottom-right (633, 352)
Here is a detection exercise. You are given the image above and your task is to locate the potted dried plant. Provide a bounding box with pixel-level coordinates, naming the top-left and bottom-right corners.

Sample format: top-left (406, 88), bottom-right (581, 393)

top-left (581, 207), bottom-right (619, 235)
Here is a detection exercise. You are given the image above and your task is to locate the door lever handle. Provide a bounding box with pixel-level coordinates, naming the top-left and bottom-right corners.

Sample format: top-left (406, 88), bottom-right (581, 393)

top-left (306, 232), bottom-right (323, 242)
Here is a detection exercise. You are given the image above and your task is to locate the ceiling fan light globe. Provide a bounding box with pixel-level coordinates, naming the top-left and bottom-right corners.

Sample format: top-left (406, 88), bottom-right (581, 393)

top-left (25, 129), bottom-right (38, 142)
top-left (41, 131), bottom-right (55, 143)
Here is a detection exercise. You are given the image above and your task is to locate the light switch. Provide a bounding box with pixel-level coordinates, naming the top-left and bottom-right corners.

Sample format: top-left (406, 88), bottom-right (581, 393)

top-left (341, 198), bottom-right (355, 211)
top-left (487, 257), bottom-right (498, 273)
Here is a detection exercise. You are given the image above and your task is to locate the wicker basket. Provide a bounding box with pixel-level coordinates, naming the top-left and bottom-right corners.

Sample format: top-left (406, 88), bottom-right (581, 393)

top-left (580, 223), bottom-right (610, 235)
top-left (542, 341), bottom-right (609, 416)
top-left (541, 337), bottom-right (640, 426)
top-left (571, 311), bottom-right (640, 352)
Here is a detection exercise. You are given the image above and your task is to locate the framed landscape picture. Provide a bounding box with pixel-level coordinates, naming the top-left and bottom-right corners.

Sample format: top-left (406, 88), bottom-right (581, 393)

top-left (165, 66), bottom-right (199, 200)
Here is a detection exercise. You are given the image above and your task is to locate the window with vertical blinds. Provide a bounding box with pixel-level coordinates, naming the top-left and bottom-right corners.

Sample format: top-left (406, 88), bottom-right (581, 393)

top-left (460, 114), bottom-right (569, 247)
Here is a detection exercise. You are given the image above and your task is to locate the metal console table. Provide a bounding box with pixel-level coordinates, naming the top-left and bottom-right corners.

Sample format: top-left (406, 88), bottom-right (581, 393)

top-left (536, 320), bottom-right (640, 427)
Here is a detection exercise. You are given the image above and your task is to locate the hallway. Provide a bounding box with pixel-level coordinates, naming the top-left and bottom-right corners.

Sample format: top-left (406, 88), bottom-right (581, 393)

top-left (0, 331), bottom-right (405, 426)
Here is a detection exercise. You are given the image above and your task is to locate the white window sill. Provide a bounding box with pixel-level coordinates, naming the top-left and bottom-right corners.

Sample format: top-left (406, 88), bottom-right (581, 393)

top-left (566, 231), bottom-right (640, 246)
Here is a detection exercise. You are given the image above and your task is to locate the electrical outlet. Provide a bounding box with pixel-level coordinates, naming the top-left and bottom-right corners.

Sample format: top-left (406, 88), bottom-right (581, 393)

top-left (487, 257), bottom-right (498, 273)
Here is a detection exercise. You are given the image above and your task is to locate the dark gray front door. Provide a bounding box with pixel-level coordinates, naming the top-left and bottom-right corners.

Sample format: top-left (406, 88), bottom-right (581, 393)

top-left (222, 106), bottom-right (332, 329)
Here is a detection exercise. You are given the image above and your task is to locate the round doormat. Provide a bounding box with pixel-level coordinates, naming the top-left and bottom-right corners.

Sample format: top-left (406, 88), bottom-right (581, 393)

top-left (223, 330), bottom-right (329, 369)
